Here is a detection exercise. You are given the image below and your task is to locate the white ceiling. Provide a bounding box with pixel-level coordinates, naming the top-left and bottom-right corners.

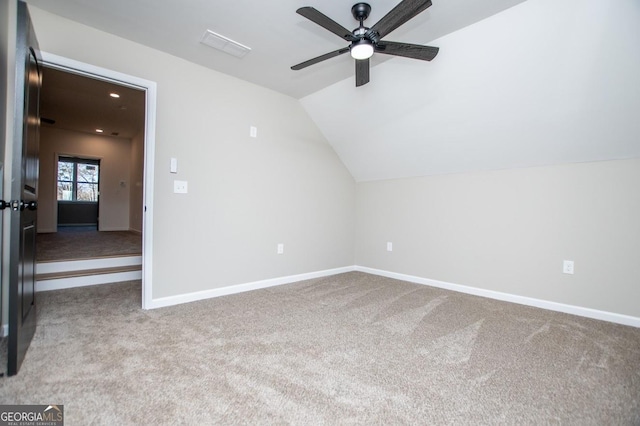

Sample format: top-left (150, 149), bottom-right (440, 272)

top-left (25, 0), bottom-right (526, 99)
top-left (25, 0), bottom-right (640, 182)
top-left (301, 0), bottom-right (640, 181)
top-left (40, 67), bottom-right (145, 139)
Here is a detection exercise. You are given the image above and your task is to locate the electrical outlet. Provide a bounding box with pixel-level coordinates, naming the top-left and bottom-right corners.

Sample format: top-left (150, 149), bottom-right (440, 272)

top-left (563, 260), bottom-right (574, 275)
top-left (277, 243), bottom-right (284, 255)
top-left (387, 242), bottom-right (393, 252)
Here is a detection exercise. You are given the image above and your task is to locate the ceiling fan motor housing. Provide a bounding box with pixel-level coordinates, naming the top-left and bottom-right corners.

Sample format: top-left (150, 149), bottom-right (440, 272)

top-left (351, 3), bottom-right (382, 45)
top-left (351, 3), bottom-right (371, 21)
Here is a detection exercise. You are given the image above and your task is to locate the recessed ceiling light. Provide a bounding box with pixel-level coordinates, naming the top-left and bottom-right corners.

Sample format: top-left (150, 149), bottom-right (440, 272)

top-left (96, 129), bottom-right (104, 133)
top-left (109, 93), bottom-right (120, 98)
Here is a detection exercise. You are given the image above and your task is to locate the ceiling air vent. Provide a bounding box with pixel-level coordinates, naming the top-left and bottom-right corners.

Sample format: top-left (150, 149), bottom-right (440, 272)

top-left (200, 30), bottom-right (251, 58)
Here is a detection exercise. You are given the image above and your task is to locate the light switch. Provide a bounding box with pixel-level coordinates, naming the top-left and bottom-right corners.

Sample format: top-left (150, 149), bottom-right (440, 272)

top-left (170, 158), bottom-right (178, 173)
top-left (250, 126), bottom-right (257, 138)
top-left (174, 180), bottom-right (188, 194)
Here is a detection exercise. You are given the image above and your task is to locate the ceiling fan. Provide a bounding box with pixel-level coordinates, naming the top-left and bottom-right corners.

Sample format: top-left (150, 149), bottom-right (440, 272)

top-left (291, 0), bottom-right (439, 87)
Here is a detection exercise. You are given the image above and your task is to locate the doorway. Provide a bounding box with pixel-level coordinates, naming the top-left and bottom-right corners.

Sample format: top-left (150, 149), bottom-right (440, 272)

top-left (39, 52), bottom-right (156, 309)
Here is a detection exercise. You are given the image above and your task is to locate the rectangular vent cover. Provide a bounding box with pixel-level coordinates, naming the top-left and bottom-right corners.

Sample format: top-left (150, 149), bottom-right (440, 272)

top-left (200, 30), bottom-right (251, 58)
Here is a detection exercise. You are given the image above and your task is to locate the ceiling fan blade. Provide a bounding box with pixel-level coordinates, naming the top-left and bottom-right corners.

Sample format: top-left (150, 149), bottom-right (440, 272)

top-left (375, 41), bottom-right (439, 61)
top-left (291, 47), bottom-right (350, 71)
top-left (355, 58), bottom-right (370, 87)
top-left (297, 7), bottom-right (357, 42)
top-left (370, 0), bottom-right (432, 39)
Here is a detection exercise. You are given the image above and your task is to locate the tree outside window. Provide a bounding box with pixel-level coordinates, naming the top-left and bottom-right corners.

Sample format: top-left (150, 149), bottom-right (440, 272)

top-left (57, 157), bottom-right (100, 202)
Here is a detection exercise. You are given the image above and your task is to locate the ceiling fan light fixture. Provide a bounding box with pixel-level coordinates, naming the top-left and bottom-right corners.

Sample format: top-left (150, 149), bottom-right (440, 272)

top-left (292, 1), bottom-right (439, 87)
top-left (350, 39), bottom-right (374, 60)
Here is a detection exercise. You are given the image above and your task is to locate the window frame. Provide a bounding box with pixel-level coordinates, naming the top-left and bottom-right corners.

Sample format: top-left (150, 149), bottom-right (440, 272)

top-left (57, 156), bottom-right (101, 203)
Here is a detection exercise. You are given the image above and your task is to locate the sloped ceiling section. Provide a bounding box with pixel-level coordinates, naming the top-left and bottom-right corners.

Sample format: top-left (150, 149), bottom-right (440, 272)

top-left (301, 0), bottom-right (640, 182)
top-left (24, 0), bottom-right (525, 99)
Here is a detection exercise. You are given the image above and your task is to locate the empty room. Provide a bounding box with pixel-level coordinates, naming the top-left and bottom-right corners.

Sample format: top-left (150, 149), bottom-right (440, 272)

top-left (1, 0), bottom-right (639, 423)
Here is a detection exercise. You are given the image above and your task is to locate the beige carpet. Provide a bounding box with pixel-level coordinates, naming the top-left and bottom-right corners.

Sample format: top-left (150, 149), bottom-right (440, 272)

top-left (1, 272), bottom-right (639, 424)
top-left (36, 228), bottom-right (142, 261)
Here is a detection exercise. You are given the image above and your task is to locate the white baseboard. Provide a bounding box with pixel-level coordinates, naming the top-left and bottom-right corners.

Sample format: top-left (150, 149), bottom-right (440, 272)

top-left (33, 262), bottom-right (638, 329)
top-left (146, 266), bottom-right (356, 310)
top-left (36, 270), bottom-right (142, 292)
top-left (355, 266), bottom-right (640, 328)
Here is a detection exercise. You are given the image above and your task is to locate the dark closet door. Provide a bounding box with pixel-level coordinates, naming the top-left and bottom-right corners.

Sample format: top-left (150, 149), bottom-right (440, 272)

top-left (7, 1), bottom-right (41, 376)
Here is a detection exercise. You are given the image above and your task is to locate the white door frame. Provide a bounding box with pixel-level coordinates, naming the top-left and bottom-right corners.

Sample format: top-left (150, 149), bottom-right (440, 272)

top-left (40, 52), bottom-right (155, 309)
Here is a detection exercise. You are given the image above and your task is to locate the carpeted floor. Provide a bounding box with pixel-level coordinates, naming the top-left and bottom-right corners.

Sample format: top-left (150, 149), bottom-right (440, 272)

top-left (1, 272), bottom-right (639, 424)
top-left (36, 227), bottom-right (142, 261)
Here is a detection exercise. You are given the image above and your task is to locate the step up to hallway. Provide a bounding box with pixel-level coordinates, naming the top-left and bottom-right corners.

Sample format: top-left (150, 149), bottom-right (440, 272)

top-left (36, 255), bottom-right (142, 292)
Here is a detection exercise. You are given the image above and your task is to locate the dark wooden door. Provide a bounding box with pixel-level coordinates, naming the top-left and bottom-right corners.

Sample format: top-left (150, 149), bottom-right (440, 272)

top-left (7, 1), bottom-right (41, 376)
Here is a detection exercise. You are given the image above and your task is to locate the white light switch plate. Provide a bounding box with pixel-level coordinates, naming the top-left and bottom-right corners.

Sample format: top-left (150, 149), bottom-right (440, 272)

top-left (387, 242), bottom-right (393, 252)
top-left (277, 243), bottom-right (284, 254)
top-left (170, 157), bottom-right (178, 173)
top-left (174, 180), bottom-right (188, 194)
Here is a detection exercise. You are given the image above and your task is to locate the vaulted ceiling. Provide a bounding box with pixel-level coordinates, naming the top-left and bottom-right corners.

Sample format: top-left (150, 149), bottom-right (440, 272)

top-left (25, 0), bottom-right (640, 181)
top-left (25, 0), bottom-right (526, 99)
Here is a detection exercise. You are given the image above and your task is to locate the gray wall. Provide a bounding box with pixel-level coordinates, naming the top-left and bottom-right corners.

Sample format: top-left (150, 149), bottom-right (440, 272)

top-left (356, 159), bottom-right (640, 318)
top-left (29, 6), bottom-right (356, 300)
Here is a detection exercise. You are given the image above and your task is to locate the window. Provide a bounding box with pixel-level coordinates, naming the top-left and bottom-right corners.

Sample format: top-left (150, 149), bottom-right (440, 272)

top-left (57, 157), bottom-right (100, 202)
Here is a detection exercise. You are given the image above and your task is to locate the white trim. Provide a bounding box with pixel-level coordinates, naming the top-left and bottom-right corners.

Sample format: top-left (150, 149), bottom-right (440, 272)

top-left (146, 266), bottom-right (355, 309)
top-left (37, 255), bottom-right (142, 274)
top-left (355, 266), bottom-right (640, 328)
top-left (141, 77), bottom-right (156, 310)
top-left (39, 52), bottom-right (156, 310)
top-left (36, 270), bottom-right (142, 292)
